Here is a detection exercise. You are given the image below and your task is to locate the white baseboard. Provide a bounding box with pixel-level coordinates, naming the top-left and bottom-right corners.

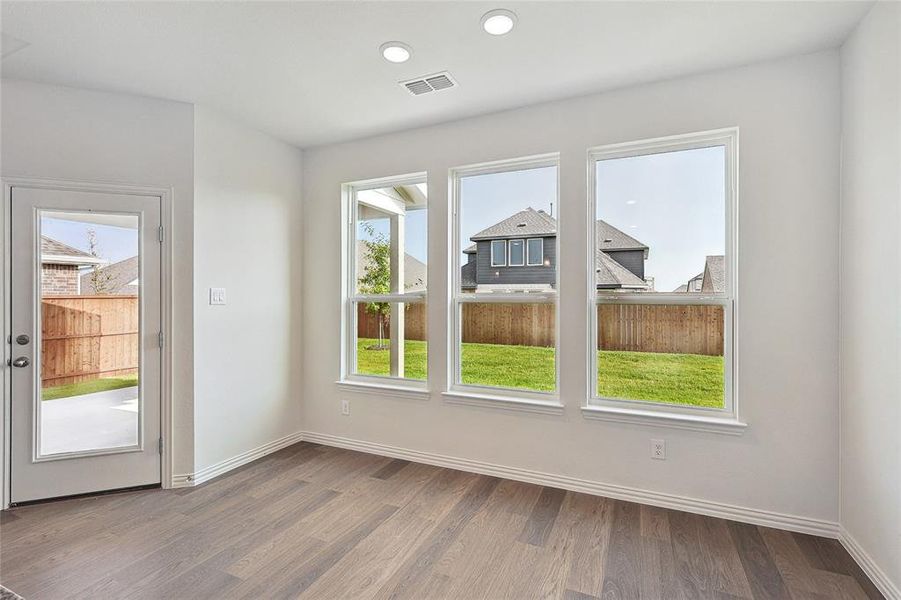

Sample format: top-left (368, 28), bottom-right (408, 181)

top-left (839, 528), bottom-right (900, 600)
top-left (299, 431), bottom-right (840, 538)
top-left (172, 431), bottom-right (304, 487)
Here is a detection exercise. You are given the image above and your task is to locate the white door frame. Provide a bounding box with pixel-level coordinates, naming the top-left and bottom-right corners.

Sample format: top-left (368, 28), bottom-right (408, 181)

top-left (1, 176), bottom-right (175, 509)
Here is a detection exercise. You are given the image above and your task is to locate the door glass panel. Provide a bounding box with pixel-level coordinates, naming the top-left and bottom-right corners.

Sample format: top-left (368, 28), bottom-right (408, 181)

top-left (38, 211), bottom-right (141, 456)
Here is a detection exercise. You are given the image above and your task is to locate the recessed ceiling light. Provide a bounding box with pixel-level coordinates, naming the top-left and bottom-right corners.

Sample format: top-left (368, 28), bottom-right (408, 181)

top-left (481, 9), bottom-right (517, 35)
top-left (380, 42), bottom-right (412, 63)
top-left (626, 200), bottom-right (637, 205)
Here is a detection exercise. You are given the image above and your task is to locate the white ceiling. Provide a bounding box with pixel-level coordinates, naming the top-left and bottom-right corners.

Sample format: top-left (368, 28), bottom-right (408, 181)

top-left (0, 1), bottom-right (871, 148)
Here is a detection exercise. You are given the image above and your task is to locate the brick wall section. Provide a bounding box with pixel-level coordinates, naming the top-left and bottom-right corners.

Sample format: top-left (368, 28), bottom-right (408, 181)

top-left (41, 264), bottom-right (80, 295)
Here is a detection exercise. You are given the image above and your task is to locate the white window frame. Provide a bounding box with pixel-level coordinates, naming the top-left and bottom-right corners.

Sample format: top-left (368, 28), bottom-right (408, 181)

top-left (526, 238), bottom-right (544, 266)
top-left (490, 240), bottom-right (507, 267)
top-left (585, 128), bottom-right (744, 433)
top-left (445, 154), bottom-right (562, 413)
top-left (508, 239), bottom-right (525, 267)
top-left (339, 172), bottom-right (428, 395)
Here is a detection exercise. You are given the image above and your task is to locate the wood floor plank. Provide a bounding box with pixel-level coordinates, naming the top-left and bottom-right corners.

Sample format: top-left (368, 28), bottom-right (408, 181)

top-left (0, 442), bottom-right (882, 600)
top-left (518, 485), bottom-right (566, 547)
top-left (599, 500), bottom-right (642, 599)
top-left (371, 458), bottom-right (411, 480)
top-left (373, 475), bottom-right (501, 600)
top-left (728, 521), bottom-right (790, 599)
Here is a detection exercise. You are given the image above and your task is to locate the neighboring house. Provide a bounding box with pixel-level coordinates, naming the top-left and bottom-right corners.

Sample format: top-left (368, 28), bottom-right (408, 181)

top-left (673, 255), bottom-right (725, 293)
top-left (80, 256), bottom-right (140, 295)
top-left (461, 207), bottom-right (650, 292)
top-left (356, 241), bottom-right (427, 292)
top-left (40, 236), bottom-right (105, 295)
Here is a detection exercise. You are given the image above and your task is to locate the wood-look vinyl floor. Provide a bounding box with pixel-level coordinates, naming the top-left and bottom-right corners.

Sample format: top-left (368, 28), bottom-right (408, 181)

top-left (0, 442), bottom-right (883, 600)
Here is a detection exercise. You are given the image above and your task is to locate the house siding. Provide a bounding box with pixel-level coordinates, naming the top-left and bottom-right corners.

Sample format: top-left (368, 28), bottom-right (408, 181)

top-left (41, 264), bottom-right (80, 295)
top-left (475, 237), bottom-right (556, 287)
top-left (604, 249), bottom-right (645, 280)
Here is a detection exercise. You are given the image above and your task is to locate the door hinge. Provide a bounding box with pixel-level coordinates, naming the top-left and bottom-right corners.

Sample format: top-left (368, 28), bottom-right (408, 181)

top-left (158, 437), bottom-right (163, 454)
top-left (158, 225), bottom-right (164, 243)
top-left (158, 331), bottom-right (164, 349)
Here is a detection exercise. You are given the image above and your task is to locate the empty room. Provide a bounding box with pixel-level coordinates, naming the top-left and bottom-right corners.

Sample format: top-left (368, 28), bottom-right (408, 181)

top-left (0, 1), bottom-right (899, 599)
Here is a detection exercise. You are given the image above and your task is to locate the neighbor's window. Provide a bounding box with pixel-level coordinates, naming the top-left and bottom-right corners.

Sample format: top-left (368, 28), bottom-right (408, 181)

top-left (527, 238), bottom-right (543, 266)
top-left (490, 240), bottom-right (506, 267)
top-left (589, 130), bottom-right (735, 416)
top-left (451, 156), bottom-right (559, 399)
top-left (345, 176), bottom-right (428, 385)
top-left (509, 239), bottom-right (525, 266)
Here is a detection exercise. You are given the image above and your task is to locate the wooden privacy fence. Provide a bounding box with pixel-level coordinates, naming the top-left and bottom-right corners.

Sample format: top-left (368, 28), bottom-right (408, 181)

top-left (358, 302), bottom-right (723, 356)
top-left (41, 295), bottom-right (139, 388)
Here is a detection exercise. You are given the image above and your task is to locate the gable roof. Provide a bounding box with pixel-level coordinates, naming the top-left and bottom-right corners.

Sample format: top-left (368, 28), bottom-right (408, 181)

top-left (41, 236), bottom-right (104, 265)
top-left (468, 208), bottom-right (648, 254)
top-left (595, 249), bottom-right (648, 288)
top-left (595, 221), bottom-right (648, 252)
top-left (702, 255), bottom-right (725, 293)
top-left (470, 208), bottom-right (556, 240)
top-left (80, 256), bottom-right (139, 295)
top-left (355, 241), bottom-right (427, 292)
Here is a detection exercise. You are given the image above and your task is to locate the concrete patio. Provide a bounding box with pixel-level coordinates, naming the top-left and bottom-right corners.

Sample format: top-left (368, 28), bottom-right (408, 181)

top-left (40, 386), bottom-right (139, 456)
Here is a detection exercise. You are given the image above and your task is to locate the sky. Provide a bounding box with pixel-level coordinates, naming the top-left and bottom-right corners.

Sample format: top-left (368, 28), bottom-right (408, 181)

top-left (359, 146), bottom-right (725, 293)
top-left (597, 145), bottom-right (725, 291)
top-left (41, 216), bottom-right (138, 264)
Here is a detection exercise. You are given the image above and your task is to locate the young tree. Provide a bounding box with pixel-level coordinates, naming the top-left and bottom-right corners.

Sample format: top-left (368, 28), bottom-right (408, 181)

top-left (86, 228), bottom-right (113, 295)
top-left (358, 222), bottom-right (391, 349)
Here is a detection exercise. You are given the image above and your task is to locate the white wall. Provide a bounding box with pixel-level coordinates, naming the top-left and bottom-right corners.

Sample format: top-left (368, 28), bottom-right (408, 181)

top-left (193, 106), bottom-right (304, 472)
top-left (302, 52), bottom-right (842, 524)
top-left (0, 80), bottom-right (196, 476)
top-left (839, 1), bottom-right (901, 594)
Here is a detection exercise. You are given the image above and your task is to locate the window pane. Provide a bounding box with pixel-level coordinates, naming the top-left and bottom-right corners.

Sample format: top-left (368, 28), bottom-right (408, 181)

top-left (595, 146), bottom-right (725, 295)
top-left (355, 183), bottom-right (427, 295)
top-left (527, 238), bottom-right (543, 265)
top-left (490, 240), bottom-right (506, 267)
top-left (460, 302), bottom-right (555, 392)
top-left (509, 240), bottom-right (524, 266)
top-left (597, 304), bottom-right (724, 408)
top-left (39, 211), bottom-right (140, 456)
top-left (459, 165), bottom-right (557, 293)
top-left (354, 301), bottom-right (426, 380)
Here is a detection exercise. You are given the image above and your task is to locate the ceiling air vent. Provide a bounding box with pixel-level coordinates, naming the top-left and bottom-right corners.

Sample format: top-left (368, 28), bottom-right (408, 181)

top-left (401, 71), bottom-right (457, 96)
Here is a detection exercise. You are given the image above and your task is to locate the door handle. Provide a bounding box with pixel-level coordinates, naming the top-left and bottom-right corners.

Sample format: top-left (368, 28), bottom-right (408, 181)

top-left (11, 356), bottom-right (30, 368)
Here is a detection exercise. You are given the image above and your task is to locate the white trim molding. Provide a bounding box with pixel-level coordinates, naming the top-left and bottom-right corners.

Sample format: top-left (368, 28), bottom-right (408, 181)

top-left (336, 380), bottom-right (431, 401)
top-left (299, 431), bottom-right (838, 538)
top-left (173, 431), bottom-right (305, 488)
top-left (1, 176), bottom-right (175, 508)
top-left (838, 528), bottom-right (901, 600)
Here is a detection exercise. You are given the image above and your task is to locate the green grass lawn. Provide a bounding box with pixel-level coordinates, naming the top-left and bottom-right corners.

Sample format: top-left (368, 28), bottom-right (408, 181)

top-left (356, 338), bottom-right (724, 408)
top-left (42, 375), bottom-right (139, 401)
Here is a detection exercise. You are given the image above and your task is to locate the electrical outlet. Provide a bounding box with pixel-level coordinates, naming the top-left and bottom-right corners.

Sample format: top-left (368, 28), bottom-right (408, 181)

top-left (209, 287), bottom-right (227, 305)
top-left (651, 439), bottom-right (666, 460)
top-left (341, 399), bottom-right (350, 416)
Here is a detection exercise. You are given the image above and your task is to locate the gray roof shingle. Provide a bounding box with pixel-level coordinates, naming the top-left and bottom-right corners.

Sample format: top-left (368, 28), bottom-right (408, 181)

top-left (595, 250), bottom-right (647, 288)
top-left (80, 256), bottom-right (139, 295)
top-left (468, 208), bottom-right (648, 255)
top-left (702, 255), bottom-right (725, 293)
top-left (595, 221), bottom-right (648, 252)
top-left (41, 236), bottom-right (95, 260)
top-left (355, 241), bottom-right (427, 292)
top-left (470, 208), bottom-right (557, 240)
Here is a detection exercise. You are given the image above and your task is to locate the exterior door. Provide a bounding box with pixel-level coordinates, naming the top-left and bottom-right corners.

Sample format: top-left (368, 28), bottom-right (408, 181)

top-left (9, 186), bottom-right (161, 503)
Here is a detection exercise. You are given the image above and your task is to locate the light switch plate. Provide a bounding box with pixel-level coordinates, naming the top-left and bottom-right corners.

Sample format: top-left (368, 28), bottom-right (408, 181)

top-left (209, 287), bottom-right (227, 305)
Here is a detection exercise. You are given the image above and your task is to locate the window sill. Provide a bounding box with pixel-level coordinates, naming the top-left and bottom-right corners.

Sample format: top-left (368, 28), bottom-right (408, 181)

top-left (442, 390), bottom-right (564, 416)
top-left (581, 405), bottom-right (747, 435)
top-left (335, 380), bottom-right (430, 401)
